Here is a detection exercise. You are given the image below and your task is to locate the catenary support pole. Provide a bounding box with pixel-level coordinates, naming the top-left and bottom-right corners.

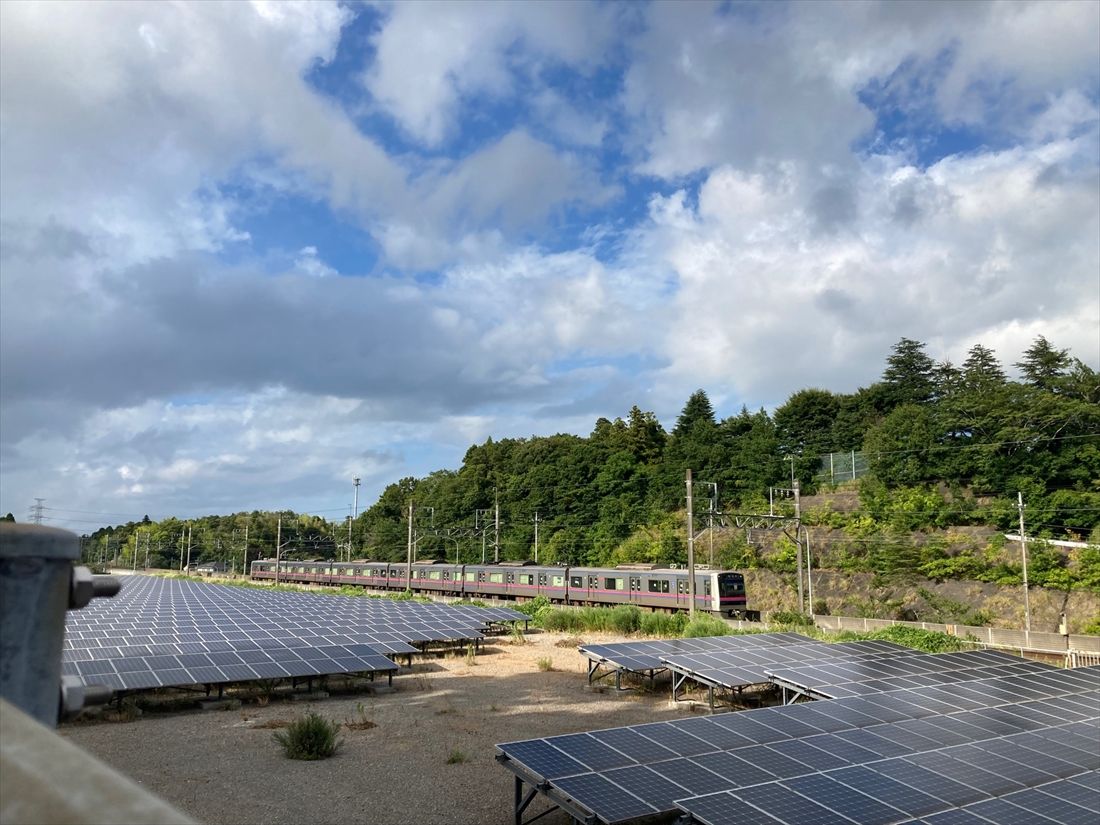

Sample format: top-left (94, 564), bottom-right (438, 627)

top-left (686, 469), bottom-right (696, 619)
top-left (1017, 491), bottom-right (1031, 633)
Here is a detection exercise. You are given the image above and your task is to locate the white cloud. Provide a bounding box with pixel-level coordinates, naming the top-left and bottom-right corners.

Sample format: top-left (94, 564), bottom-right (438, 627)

top-left (644, 130), bottom-right (1099, 408)
top-left (363, 0), bottom-right (616, 146)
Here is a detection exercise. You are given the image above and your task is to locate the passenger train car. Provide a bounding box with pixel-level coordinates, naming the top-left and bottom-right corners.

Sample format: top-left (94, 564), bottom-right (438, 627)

top-left (250, 559), bottom-right (753, 618)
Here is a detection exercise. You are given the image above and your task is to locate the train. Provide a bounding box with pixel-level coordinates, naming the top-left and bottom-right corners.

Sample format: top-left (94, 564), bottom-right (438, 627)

top-left (249, 558), bottom-right (755, 618)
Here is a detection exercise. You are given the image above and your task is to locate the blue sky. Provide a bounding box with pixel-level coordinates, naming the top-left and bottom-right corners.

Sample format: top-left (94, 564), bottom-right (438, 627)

top-left (1, 0), bottom-right (1097, 531)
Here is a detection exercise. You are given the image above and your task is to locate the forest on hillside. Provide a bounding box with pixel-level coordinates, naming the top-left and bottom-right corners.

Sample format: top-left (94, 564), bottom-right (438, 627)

top-left (80, 336), bottom-right (1099, 588)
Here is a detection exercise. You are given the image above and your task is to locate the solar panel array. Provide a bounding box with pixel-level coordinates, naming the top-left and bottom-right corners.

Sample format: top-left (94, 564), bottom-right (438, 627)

top-left (64, 575), bottom-right (525, 691)
top-left (498, 666), bottom-right (1100, 825)
top-left (579, 632), bottom-right (821, 674)
top-left (768, 649), bottom-right (1054, 699)
top-left (662, 640), bottom-right (924, 692)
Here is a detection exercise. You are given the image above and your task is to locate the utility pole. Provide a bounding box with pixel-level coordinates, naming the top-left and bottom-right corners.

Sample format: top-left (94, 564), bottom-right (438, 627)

top-left (794, 481), bottom-right (804, 614)
top-left (533, 512), bottom-right (540, 564)
top-left (144, 532), bottom-right (150, 570)
top-left (242, 523), bottom-right (249, 575)
top-left (1017, 492), bottom-right (1031, 632)
top-left (406, 501), bottom-right (414, 588)
top-left (132, 531), bottom-right (138, 572)
top-left (352, 476), bottom-right (361, 560)
top-left (686, 469), bottom-right (696, 619)
top-left (179, 529), bottom-right (185, 570)
top-left (706, 483), bottom-right (717, 566)
top-left (494, 490), bottom-right (501, 563)
top-left (788, 456), bottom-right (796, 487)
top-left (276, 518), bottom-right (282, 585)
top-left (803, 526), bottom-right (814, 617)
top-left (185, 524), bottom-right (193, 572)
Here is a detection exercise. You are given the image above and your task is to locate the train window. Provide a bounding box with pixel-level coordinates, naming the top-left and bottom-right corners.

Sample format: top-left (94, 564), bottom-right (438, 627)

top-left (570, 576), bottom-right (583, 588)
top-left (604, 577), bottom-right (624, 591)
top-left (429, 571), bottom-right (441, 581)
top-left (465, 572), bottom-right (476, 582)
top-left (489, 573), bottom-right (504, 584)
top-left (704, 581), bottom-right (711, 595)
top-left (380, 569), bottom-right (387, 577)
top-left (588, 576), bottom-right (598, 588)
top-left (442, 571), bottom-right (450, 581)
top-left (648, 579), bottom-right (670, 593)
top-left (552, 575), bottom-right (565, 587)
top-left (506, 573), bottom-right (515, 584)
top-left (519, 574), bottom-right (534, 586)
top-left (538, 574), bottom-right (547, 586)
top-left (677, 580), bottom-right (685, 594)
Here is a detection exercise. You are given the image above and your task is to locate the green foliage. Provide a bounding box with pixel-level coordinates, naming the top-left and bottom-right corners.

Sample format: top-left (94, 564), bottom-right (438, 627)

top-left (446, 749), bottom-right (468, 764)
top-left (538, 607), bottom-right (724, 639)
top-left (536, 657), bottom-right (554, 672)
top-left (683, 615), bottom-right (731, 637)
top-left (273, 713), bottom-right (343, 760)
top-left (515, 595), bottom-right (551, 618)
top-left (770, 610), bottom-right (814, 626)
top-left (914, 588), bottom-right (993, 626)
top-left (639, 611), bottom-right (688, 636)
top-left (862, 625), bottom-right (972, 653)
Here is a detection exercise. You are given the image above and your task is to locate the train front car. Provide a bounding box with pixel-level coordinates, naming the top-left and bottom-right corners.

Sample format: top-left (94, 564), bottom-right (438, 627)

top-left (712, 570), bottom-right (748, 617)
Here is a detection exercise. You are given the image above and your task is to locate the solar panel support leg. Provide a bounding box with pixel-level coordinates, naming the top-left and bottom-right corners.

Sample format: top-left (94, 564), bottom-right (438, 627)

top-left (708, 686), bottom-right (714, 712)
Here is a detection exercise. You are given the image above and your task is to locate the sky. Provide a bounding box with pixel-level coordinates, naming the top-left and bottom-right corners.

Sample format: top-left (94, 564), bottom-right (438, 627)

top-left (1, 0), bottom-right (1098, 532)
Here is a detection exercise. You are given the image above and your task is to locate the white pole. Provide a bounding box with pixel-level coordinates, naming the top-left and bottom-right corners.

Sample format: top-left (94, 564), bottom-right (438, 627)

top-left (1017, 492), bottom-right (1031, 632)
top-left (686, 469), bottom-right (696, 619)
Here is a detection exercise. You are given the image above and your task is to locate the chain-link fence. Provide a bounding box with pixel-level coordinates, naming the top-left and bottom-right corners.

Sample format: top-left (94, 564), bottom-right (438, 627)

top-left (814, 450), bottom-right (870, 484)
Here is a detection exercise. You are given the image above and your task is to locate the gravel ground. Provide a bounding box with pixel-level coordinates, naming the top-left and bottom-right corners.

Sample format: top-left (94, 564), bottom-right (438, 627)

top-left (60, 631), bottom-right (688, 825)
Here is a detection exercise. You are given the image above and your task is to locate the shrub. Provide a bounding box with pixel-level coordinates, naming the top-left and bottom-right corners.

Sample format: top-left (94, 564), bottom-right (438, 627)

top-left (871, 625), bottom-right (971, 653)
top-left (609, 605), bottom-right (642, 634)
top-left (537, 657), bottom-right (554, 671)
top-left (273, 713), bottom-right (343, 760)
top-left (683, 615), bottom-right (730, 638)
top-left (770, 610), bottom-right (814, 626)
top-left (640, 611), bottom-right (687, 637)
top-left (446, 749), bottom-right (468, 764)
top-left (516, 595), bottom-right (551, 620)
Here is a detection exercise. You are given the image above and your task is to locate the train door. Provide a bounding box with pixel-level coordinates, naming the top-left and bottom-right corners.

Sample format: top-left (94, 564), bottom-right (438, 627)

top-left (568, 573), bottom-right (583, 605)
top-left (629, 576), bottom-right (641, 604)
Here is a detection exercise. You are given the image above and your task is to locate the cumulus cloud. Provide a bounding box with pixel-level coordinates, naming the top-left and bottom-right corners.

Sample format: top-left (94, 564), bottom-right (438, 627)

top-left (0, 0), bottom-right (1096, 525)
top-left (646, 130), bottom-right (1099, 408)
top-left (363, 0), bottom-right (618, 146)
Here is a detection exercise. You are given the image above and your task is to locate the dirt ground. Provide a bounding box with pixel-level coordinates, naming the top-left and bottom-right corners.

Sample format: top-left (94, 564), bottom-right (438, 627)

top-left (60, 630), bottom-right (699, 825)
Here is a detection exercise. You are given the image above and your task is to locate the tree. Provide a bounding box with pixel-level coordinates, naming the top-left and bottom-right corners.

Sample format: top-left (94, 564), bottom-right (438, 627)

top-left (961, 344), bottom-right (1006, 389)
top-left (625, 405), bottom-right (666, 462)
top-left (1016, 335), bottom-right (1071, 391)
top-left (931, 360), bottom-right (964, 402)
top-left (880, 337), bottom-right (935, 408)
top-left (774, 389), bottom-right (840, 482)
top-left (1, 513), bottom-right (14, 523)
top-left (673, 390), bottom-right (716, 437)
top-left (864, 404), bottom-right (938, 486)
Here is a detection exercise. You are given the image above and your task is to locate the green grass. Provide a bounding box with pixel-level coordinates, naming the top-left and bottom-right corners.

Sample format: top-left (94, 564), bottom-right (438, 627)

top-left (446, 749), bottom-right (468, 764)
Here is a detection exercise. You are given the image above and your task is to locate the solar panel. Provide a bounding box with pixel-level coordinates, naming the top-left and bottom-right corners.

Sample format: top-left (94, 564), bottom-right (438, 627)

top-left (62, 574), bottom-right (523, 691)
top-left (553, 773), bottom-right (657, 823)
top-left (579, 632), bottom-right (822, 675)
top-left (500, 652), bottom-right (1100, 825)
